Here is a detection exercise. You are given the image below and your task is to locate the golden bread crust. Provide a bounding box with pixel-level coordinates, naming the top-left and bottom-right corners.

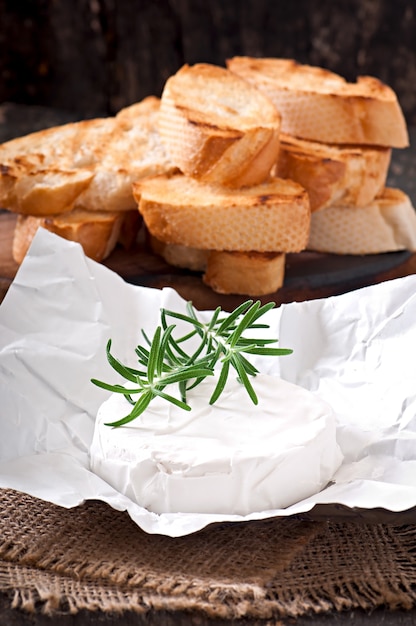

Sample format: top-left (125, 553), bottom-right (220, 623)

top-left (134, 174), bottom-right (310, 252)
top-left (149, 235), bottom-right (209, 271)
top-left (203, 250), bottom-right (286, 295)
top-left (276, 133), bottom-right (392, 211)
top-left (12, 209), bottom-right (140, 264)
top-left (0, 97), bottom-right (175, 216)
top-left (158, 63), bottom-right (281, 186)
top-left (307, 187), bottom-right (416, 254)
top-left (149, 233), bottom-right (286, 295)
top-left (1, 168), bottom-right (94, 215)
top-left (227, 57), bottom-right (409, 147)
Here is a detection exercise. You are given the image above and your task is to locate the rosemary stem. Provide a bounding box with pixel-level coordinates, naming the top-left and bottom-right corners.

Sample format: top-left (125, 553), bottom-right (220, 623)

top-left (92, 299), bottom-right (292, 427)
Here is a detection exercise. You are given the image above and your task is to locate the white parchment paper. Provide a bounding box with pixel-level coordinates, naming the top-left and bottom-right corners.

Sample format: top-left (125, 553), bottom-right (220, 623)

top-left (1, 228), bottom-right (416, 536)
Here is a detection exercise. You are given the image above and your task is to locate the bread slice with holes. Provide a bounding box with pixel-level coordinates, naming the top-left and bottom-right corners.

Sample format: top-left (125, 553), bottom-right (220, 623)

top-left (307, 187), bottom-right (416, 254)
top-left (149, 234), bottom-right (286, 296)
top-left (203, 250), bottom-right (286, 295)
top-left (158, 63), bottom-right (281, 187)
top-left (149, 234), bottom-right (209, 271)
top-left (12, 209), bottom-right (141, 264)
top-left (276, 133), bottom-right (392, 211)
top-left (133, 174), bottom-right (310, 252)
top-left (0, 167), bottom-right (95, 216)
top-left (74, 98), bottom-right (176, 212)
top-left (227, 57), bottom-right (409, 147)
top-left (0, 97), bottom-right (176, 216)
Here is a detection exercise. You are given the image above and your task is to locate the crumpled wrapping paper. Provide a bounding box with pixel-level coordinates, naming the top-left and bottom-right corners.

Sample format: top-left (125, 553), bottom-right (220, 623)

top-left (1, 229), bottom-right (416, 537)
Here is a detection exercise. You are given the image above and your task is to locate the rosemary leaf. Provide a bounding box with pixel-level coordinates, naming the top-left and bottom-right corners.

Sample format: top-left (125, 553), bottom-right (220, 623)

top-left (209, 359), bottom-right (230, 405)
top-left (153, 389), bottom-right (192, 411)
top-left (146, 326), bottom-right (161, 384)
top-left (90, 380), bottom-right (144, 394)
top-left (104, 390), bottom-right (154, 427)
top-left (243, 346), bottom-right (293, 356)
top-left (231, 353), bottom-right (258, 405)
top-left (159, 366), bottom-right (214, 386)
top-left (105, 340), bottom-right (140, 383)
top-left (216, 300), bottom-right (253, 334)
top-left (157, 325), bottom-right (176, 376)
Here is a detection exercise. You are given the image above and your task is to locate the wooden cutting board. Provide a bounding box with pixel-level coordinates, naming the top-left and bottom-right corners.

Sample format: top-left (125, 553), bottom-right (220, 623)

top-left (1, 210), bottom-right (415, 310)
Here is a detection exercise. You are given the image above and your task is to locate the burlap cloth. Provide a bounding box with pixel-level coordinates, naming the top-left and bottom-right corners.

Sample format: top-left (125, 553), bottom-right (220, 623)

top-left (1, 489), bottom-right (416, 621)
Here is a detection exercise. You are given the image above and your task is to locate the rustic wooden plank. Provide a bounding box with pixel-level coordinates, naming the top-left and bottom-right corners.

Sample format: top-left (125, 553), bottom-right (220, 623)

top-left (0, 0), bottom-right (415, 122)
top-left (107, 0), bottom-right (183, 111)
top-left (2, 209), bottom-right (416, 311)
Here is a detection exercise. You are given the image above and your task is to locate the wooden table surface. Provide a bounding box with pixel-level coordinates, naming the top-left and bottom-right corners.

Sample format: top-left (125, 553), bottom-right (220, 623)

top-left (1, 106), bottom-right (416, 625)
top-left (3, 208), bottom-right (416, 311)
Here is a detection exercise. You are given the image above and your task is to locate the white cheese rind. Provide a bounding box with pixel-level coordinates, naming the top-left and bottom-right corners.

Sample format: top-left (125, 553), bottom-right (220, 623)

top-left (89, 374), bottom-right (343, 515)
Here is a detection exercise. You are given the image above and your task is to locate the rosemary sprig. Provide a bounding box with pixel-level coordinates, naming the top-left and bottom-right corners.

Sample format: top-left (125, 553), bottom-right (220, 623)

top-left (91, 300), bottom-right (292, 427)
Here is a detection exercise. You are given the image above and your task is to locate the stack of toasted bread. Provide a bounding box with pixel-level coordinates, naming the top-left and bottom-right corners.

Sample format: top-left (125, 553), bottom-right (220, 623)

top-left (0, 97), bottom-right (176, 263)
top-left (1, 58), bottom-right (415, 296)
top-left (133, 63), bottom-right (311, 296)
top-left (227, 57), bottom-right (416, 255)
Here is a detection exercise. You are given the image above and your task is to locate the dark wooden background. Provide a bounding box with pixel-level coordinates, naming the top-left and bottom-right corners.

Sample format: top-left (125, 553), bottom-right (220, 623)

top-left (1, 0), bottom-right (416, 122)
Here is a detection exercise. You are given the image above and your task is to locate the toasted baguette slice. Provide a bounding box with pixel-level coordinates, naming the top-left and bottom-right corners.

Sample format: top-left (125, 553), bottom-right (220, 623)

top-left (133, 174), bottom-right (310, 252)
top-left (149, 234), bottom-right (285, 295)
top-left (203, 250), bottom-right (285, 295)
top-left (0, 168), bottom-right (94, 216)
top-left (227, 57), bottom-right (409, 147)
top-left (74, 97), bottom-right (176, 212)
top-left (307, 187), bottom-right (416, 254)
top-left (149, 234), bottom-right (209, 271)
top-left (12, 209), bottom-right (140, 264)
top-left (276, 134), bottom-right (391, 211)
top-left (158, 63), bottom-right (281, 187)
top-left (0, 97), bottom-right (175, 216)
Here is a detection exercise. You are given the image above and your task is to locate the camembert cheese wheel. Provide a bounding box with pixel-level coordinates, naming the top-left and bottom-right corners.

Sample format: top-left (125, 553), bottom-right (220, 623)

top-left (90, 373), bottom-right (343, 516)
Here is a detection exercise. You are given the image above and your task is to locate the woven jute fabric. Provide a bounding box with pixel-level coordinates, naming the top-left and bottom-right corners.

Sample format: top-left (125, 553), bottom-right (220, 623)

top-left (1, 489), bottom-right (416, 620)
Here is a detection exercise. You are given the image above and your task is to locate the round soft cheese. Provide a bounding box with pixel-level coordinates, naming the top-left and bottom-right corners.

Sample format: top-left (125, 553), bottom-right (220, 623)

top-left (89, 373), bottom-right (343, 515)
